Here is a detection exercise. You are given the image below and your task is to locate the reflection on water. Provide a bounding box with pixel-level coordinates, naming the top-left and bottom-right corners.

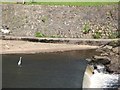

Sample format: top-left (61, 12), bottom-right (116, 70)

top-left (2, 50), bottom-right (96, 88)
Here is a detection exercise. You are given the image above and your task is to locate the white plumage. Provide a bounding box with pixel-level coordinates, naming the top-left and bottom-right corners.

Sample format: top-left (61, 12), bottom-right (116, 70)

top-left (18, 57), bottom-right (22, 66)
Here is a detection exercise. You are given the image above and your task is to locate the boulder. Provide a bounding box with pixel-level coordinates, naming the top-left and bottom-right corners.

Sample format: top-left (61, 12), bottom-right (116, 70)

top-left (100, 52), bottom-right (109, 56)
top-left (92, 55), bottom-right (111, 65)
top-left (96, 45), bottom-right (113, 53)
top-left (103, 45), bottom-right (113, 50)
top-left (96, 48), bottom-right (105, 53)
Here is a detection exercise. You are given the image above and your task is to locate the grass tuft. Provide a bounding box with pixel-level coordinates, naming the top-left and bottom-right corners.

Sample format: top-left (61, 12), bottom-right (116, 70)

top-left (35, 32), bottom-right (45, 37)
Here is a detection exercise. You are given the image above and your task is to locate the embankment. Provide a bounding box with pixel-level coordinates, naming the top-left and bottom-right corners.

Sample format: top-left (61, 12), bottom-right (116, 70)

top-left (1, 4), bottom-right (119, 39)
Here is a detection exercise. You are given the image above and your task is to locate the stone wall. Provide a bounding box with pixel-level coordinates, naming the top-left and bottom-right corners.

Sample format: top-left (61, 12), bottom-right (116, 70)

top-left (1, 4), bottom-right (119, 38)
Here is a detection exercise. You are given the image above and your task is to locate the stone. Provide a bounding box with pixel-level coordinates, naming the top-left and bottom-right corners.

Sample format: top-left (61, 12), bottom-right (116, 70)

top-left (92, 55), bottom-right (111, 65)
top-left (96, 48), bottom-right (105, 53)
top-left (108, 41), bottom-right (120, 47)
top-left (103, 45), bottom-right (113, 50)
top-left (99, 45), bottom-right (112, 53)
top-left (109, 52), bottom-right (115, 55)
top-left (100, 53), bottom-right (109, 56)
top-left (112, 47), bottom-right (119, 54)
top-left (86, 58), bottom-right (92, 62)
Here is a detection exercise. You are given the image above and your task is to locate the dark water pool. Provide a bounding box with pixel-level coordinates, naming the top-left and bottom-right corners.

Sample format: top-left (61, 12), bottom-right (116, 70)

top-left (2, 50), bottom-right (96, 88)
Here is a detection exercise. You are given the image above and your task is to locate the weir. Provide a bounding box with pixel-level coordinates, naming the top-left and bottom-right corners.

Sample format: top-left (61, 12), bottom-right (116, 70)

top-left (83, 65), bottom-right (120, 89)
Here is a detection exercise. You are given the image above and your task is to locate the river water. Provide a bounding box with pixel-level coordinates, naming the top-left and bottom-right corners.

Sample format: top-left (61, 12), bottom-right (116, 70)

top-left (2, 50), bottom-right (96, 88)
top-left (83, 65), bottom-right (120, 90)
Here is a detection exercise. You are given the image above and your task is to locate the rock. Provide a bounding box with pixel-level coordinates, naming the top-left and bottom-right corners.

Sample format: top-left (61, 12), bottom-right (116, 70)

top-left (86, 58), bottom-right (92, 62)
top-left (92, 55), bottom-right (111, 65)
top-left (105, 66), bottom-right (114, 73)
top-left (100, 52), bottom-right (109, 56)
top-left (107, 41), bottom-right (120, 47)
top-left (112, 47), bottom-right (119, 54)
top-left (96, 48), bottom-right (105, 53)
top-left (109, 52), bottom-right (115, 55)
top-left (103, 45), bottom-right (113, 50)
top-left (96, 45), bottom-right (113, 53)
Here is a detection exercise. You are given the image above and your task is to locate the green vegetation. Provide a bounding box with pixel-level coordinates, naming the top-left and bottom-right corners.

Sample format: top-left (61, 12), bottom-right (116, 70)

top-left (0, 2), bottom-right (118, 6)
top-left (82, 23), bottom-right (90, 34)
top-left (35, 32), bottom-right (45, 37)
top-left (108, 32), bottom-right (120, 39)
top-left (35, 32), bottom-right (62, 38)
top-left (92, 31), bottom-right (102, 39)
top-left (25, 2), bottom-right (118, 6)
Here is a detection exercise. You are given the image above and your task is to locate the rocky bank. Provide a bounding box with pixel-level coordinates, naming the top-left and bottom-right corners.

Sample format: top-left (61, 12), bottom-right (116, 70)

top-left (89, 40), bottom-right (120, 74)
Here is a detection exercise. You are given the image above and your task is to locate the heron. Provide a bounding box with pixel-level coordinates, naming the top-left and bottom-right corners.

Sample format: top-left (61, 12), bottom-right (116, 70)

top-left (18, 57), bottom-right (22, 67)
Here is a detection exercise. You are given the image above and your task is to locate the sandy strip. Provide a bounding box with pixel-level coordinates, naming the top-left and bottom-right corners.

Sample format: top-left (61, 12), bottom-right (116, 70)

top-left (0, 40), bottom-right (99, 54)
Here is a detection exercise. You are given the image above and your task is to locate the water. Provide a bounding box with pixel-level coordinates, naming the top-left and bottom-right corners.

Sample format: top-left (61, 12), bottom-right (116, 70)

top-left (83, 65), bottom-right (120, 89)
top-left (2, 50), bottom-right (96, 88)
top-left (90, 73), bottom-right (119, 88)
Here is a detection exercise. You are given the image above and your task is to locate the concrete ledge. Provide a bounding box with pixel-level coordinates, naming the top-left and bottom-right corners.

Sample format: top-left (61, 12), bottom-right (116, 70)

top-left (0, 36), bottom-right (119, 46)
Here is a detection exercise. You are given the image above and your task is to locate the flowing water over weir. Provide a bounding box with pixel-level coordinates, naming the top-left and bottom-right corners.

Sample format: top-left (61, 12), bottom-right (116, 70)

top-left (83, 65), bottom-right (120, 90)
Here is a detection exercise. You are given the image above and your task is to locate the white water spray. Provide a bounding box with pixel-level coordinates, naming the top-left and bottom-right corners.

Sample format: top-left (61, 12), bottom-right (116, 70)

top-left (83, 65), bottom-right (119, 88)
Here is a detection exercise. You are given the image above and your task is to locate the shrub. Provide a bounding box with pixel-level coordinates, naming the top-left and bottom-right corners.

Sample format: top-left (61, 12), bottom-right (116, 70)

top-left (93, 31), bottom-right (102, 39)
top-left (108, 32), bottom-right (119, 39)
top-left (82, 23), bottom-right (90, 34)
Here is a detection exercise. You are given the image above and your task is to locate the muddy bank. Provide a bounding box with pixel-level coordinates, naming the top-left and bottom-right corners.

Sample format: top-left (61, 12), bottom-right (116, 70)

top-left (0, 40), bottom-right (98, 54)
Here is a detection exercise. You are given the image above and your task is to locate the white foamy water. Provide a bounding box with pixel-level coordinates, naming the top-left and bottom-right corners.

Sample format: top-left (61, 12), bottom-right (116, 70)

top-left (83, 65), bottom-right (120, 89)
top-left (90, 73), bottom-right (119, 88)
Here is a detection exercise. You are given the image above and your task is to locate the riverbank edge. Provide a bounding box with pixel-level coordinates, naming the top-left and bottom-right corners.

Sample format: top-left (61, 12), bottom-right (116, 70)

top-left (0, 36), bottom-right (119, 73)
top-left (1, 36), bottom-right (119, 46)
